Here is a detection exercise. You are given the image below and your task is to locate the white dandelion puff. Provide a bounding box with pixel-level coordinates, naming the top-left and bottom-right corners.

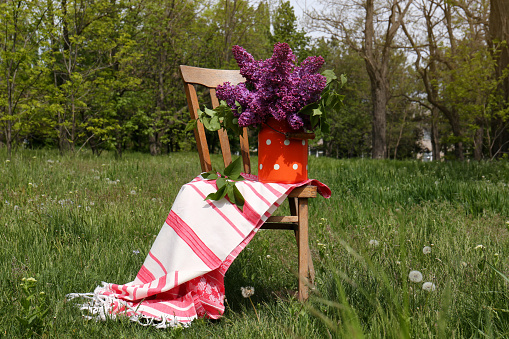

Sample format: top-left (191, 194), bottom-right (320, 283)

top-left (241, 286), bottom-right (255, 298)
top-left (422, 282), bottom-right (436, 291)
top-left (130, 190), bottom-right (137, 195)
top-left (408, 270), bottom-right (423, 283)
top-left (422, 246), bottom-right (432, 254)
top-left (369, 239), bottom-right (379, 247)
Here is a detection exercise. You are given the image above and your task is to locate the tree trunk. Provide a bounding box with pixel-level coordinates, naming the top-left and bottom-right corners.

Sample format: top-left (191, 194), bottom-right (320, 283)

top-left (489, 0), bottom-right (509, 157)
top-left (371, 84), bottom-right (388, 159)
top-left (431, 107), bottom-right (441, 161)
top-left (149, 133), bottom-right (161, 155)
top-left (474, 125), bottom-right (484, 160)
top-left (6, 120), bottom-right (12, 160)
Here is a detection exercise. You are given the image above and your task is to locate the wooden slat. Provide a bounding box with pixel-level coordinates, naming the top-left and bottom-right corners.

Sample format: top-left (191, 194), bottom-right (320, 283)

top-left (266, 215), bottom-right (298, 223)
top-left (240, 128), bottom-right (251, 174)
top-left (210, 88), bottom-right (232, 168)
top-left (298, 198), bottom-right (310, 301)
top-left (260, 223), bottom-right (296, 230)
top-left (183, 83), bottom-right (212, 172)
top-left (288, 186), bottom-right (317, 198)
top-left (180, 65), bottom-right (245, 88)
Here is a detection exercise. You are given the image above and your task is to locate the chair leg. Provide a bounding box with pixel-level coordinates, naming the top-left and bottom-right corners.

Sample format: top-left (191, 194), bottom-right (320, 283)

top-left (297, 198), bottom-right (310, 301)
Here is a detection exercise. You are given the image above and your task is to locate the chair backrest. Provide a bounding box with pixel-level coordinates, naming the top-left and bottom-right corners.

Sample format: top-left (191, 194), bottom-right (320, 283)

top-left (179, 65), bottom-right (251, 174)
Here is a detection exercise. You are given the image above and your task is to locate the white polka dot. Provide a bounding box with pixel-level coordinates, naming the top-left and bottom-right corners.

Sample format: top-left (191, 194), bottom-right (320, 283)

top-left (274, 164), bottom-right (280, 170)
top-left (302, 140), bottom-right (306, 146)
top-left (293, 164), bottom-right (298, 170)
top-left (259, 164), bottom-right (263, 170)
top-left (266, 139), bottom-right (271, 145)
top-left (284, 139), bottom-right (290, 146)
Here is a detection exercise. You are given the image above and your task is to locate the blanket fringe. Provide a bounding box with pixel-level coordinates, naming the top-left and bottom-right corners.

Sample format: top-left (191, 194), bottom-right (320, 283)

top-left (66, 283), bottom-right (192, 329)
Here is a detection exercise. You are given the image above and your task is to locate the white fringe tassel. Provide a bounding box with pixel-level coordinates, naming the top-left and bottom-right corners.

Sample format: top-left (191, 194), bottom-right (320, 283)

top-left (66, 283), bottom-right (191, 329)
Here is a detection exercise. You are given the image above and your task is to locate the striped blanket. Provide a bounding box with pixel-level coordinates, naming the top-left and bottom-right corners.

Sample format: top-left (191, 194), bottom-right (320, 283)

top-left (67, 174), bottom-right (330, 328)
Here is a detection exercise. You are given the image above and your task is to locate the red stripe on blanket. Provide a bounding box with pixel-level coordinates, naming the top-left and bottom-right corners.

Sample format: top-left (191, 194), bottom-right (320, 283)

top-left (242, 201), bottom-right (261, 226)
top-left (166, 211), bottom-right (222, 270)
top-left (146, 275), bottom-right (167, 297)
top-left (188, 183), bottom-right (246, 237)
top-left (264, 182), bottom-right (287, 197)
top-left (137, 264), bottom-right (156, 284)
top-left (242, 180), bottom-right (271, 206)
top-left (149, 250), bottom-right (168, 275)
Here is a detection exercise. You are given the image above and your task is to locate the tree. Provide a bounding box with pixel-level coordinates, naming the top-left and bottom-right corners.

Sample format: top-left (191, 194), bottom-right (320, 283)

top-left (488, 0), bottom-right (509, 158)
top-left (308, 0), bottom-right (413, 159)
top-left (402, 0), bottom-right (500, 160)
top-left (0, 0), bottom-right (49, 159)
top-left (270, 1), bottom-right (310, 61)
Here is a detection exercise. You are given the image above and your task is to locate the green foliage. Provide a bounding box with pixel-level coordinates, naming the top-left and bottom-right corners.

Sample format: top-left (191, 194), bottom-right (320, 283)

top-left (299, 70), bottom-right (346, 134)
top-left (202, 157), bottom-right (245, 210)
top-left (0, 150), bottom-right (509, 338)
top-left (16, 277), bottom-right (51, 337)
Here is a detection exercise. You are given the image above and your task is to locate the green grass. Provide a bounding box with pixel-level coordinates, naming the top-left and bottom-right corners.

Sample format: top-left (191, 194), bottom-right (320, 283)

top-left (1, 149), bottom-right (508, 338)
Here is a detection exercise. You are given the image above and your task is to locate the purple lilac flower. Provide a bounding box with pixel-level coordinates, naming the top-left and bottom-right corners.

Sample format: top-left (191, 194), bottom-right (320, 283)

top-left (216, 43), bottom-right (326, 130)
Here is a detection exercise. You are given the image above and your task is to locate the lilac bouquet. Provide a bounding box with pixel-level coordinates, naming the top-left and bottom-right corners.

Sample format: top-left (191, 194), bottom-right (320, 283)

top-left (217, 43), bottom-right (328, 131)
top-left (187, 43), bottom-right (344, 135)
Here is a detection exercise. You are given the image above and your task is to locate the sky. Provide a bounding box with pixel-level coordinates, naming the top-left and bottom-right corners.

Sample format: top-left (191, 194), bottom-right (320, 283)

top-left (286, 0), bottom-right (328, 38)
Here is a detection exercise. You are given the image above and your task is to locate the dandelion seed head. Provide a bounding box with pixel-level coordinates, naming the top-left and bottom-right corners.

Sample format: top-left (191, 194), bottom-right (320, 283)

top-left (241, 286), bottom-right (255, 298)
top-left (423, 246), bottom-right (432, 254)
top-left (369, 239), bottom-right (379, 247)
top-left (130, 190), bottom-right (137, 195)
top-left (422, 282), bottom-right (436, 291)
top-left (409, 270), bottom-right (423, 283)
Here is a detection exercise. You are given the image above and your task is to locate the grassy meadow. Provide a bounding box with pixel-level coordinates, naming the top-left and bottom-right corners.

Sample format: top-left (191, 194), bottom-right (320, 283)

top-left (1, 149), bottom-right (509, 338)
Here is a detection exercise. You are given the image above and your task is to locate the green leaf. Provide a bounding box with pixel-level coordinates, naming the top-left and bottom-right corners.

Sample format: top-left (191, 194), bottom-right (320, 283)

top-left (216, 177), bottom-right (226, 188)
top-left (321, 120), bottom-right (331, 134)
top-left (201, 172), bottom-right (218, 180)
top-left (322, 69), bottom-right (337, 86)
top-left (225, 184), bottom-right (235, 204)
top-left (205, 185), bottom-right (227, 201)
top-left (312, 108), bottom-right (323, 117)
top-left (203, 107), bottom-right (216, 117)
top-left (209, 115), bottom-right (221, 131)
top-left (340, 74), bottom-right (347, 85)
top-left (224, 157), bottom-right (243, 179)
top-left (232, 184), bottom-right (245, 209)
top-left (488, 262), bottom-right (509, 283)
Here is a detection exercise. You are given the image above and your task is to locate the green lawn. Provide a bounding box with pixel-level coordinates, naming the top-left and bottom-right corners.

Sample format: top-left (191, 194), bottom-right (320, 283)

top-left (1, 149), bottom-right (508, 338)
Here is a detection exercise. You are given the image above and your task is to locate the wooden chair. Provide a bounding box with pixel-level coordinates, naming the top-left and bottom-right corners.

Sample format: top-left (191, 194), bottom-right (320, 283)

top-left (179, 65), bottom-right (317, 301)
